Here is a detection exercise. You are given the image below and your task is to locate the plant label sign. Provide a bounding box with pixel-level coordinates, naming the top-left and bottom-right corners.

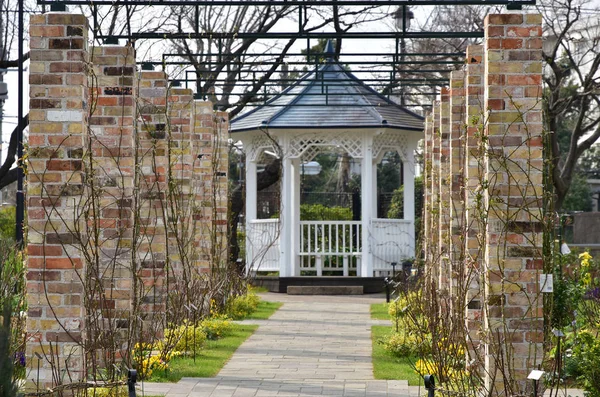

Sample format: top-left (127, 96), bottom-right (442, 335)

top-left (540, 274), bottom-right (553, 293)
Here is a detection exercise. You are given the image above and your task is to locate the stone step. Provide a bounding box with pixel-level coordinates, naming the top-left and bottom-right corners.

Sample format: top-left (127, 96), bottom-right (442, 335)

top-left (286, 285), bottom-right (363, 295)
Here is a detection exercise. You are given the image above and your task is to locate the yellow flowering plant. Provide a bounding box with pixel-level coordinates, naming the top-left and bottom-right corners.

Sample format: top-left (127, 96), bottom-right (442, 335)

top-left (225, 293), bottom-right (260, 320)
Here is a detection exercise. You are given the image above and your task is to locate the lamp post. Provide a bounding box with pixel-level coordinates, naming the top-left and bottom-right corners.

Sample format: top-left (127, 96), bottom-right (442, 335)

top-left (392, 6), bottom-right (414, 107)
top-left (393, 5), bottom-right (414, 32)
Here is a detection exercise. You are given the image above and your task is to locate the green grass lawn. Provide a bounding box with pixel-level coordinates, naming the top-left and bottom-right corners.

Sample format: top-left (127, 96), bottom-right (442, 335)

top-left (371, 325), bottom-right (422, 386)
top-left (371, 303), bottom-right (392, 320)
top-left (245, 300), bottom-right (282, 320)
top-left (148, 324), bottom-right (258, 382)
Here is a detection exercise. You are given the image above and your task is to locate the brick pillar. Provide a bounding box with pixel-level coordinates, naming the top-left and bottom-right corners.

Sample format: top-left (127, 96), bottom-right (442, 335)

top-left (192, 102), bottom-right (229, 272)
top-left (448, 71), bottom-right (466, 320)
top-left (464, 45), bottom-right (485, 358)
top-left (438, 89), bottom-right (451, 297)
top-left (165, 86), bottom-right (194, 273)
top-left (192, 102), bottom-right (214, 270)
top-left (135, 70), bottom-right (169, 334)
top-left (431, 100), bottom-right (441, 285)
top-left (27, 13), bottom-right (89, 386)
top-left (213, 111), bottom-right (230, 268)
top-left (87, 44), bottom-right (136, 367)
top-left (449, 71), bottom-right (465, 262)
top-left (423, 113), bottom-right (434, 265)
top-left (483, 14), bottom-right (544, 393)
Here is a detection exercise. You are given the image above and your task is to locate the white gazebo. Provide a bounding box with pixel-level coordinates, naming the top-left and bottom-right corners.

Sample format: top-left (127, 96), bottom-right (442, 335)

top-left (231, 52), bottom-right (424, 279)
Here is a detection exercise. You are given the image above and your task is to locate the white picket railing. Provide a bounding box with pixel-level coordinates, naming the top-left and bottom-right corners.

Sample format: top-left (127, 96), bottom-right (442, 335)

top-left (247, 218), bottom-right (414, 276)
top-left (371, 219), bottom-right (414, 274)
top-left (298, 221), bottom-right (362, 276)
top-left (246, 219), bottom-right (280, 273)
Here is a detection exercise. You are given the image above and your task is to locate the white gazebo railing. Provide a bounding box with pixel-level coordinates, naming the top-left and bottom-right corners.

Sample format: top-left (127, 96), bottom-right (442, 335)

top-left (246, 218), bottom-right (414, 276)
top-left (299, 221), bottom-right (362, 276)
top-left (372, 219), bottom-right (414, 275)
top-left (247, 219), bottom-right (280, 273)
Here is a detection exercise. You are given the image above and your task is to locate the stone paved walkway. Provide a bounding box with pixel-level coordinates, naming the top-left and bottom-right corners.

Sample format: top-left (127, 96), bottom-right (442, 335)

top-left (138, 293), bottom-right (423, 397)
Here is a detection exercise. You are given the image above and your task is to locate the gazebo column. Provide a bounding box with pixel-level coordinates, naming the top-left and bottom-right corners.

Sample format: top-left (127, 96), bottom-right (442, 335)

top-left (360, 136), bottom-right (374, 277)
top-left (371, 164), bottom-right (378, 217)
top-left (245, 153), bottom-right (258, 274)
top-left (280, 150), bottom-right (293, 277)
top-left (403, 148), bottom-right (416, 256)
top-left (291, 158), bottom-right (301, 276)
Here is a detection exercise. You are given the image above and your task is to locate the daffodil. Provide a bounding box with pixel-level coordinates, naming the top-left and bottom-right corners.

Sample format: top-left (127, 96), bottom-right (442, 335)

top-left (579, 252), bottom-right (592, 268)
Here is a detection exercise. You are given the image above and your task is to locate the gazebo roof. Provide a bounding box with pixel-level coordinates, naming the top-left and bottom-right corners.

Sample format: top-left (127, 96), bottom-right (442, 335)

top-left (230, 61), bottom-right (425, 133)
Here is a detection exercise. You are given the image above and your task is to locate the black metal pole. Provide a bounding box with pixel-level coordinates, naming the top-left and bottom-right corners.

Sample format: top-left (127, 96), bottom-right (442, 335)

top-left (424, 375), bottom-right (435, 397)
top-left (385, 278), bottom-right (390, 303)
top-left (127, 369), bottom-right (137, 397)
top-left (16, 0), bottom-right (24, 243)
top-left (400, 6), bottom-right (406, 107)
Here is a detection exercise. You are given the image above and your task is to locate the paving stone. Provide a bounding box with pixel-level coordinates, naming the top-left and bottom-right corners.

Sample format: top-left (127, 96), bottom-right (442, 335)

top-left (139, 293), bottom-right (547, 397)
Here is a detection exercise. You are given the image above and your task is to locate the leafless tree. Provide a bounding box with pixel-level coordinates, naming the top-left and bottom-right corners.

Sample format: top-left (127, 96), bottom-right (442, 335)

top-left (167, 4), bottom-right (389, 117)
top-left (395, 1), bottom-right (600, 209)
top-left (0, 0), bottom-right (39, 190)
top-left (540, 0), bottom-right (600, 209)
top-left (383, 4), bottom-right (501, 107)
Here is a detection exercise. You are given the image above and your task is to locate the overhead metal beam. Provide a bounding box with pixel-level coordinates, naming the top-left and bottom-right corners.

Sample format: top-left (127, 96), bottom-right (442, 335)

top-left (39, 0), bottom-right (535, 5)
top-left (161, 52), bottom-right (466, 58)
top-left (96, 31), bottom-right (483, 40)
top-left (172, 78), bottom-right (451, 84)
top-left (153, 60), bottom-right (463, 66)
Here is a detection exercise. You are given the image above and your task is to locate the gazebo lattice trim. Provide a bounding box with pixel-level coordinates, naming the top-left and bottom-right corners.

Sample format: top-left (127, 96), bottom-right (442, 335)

top-left (249, 133), bottom-right (278, 161)
top-left (300, 145), bottom-right (323, 162)
top-left (373, 131), bottom-right (409, 162)
top-left (289, 132), bottom-right (363, 158)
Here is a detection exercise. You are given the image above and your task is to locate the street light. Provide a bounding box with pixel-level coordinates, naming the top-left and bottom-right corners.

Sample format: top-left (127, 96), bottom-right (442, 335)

top-left (392, 6), bottom-right (414, 32)
top-left (392, 6), bottom-right (414, 106)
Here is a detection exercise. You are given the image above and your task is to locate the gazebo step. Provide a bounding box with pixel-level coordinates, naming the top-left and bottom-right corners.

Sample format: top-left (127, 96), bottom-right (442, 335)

top-left (286, 285), bottom-right (363, 295)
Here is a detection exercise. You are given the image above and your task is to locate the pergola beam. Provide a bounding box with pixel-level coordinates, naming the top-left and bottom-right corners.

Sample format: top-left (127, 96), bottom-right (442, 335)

top-left (94, 31), bottom-right (484, 40)
top-left (40, 0), bottom-right (535, 5)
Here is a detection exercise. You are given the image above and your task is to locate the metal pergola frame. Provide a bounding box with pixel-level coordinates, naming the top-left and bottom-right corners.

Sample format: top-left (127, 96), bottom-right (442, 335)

top-left (39, 0), bottom-right (535, 5)
top-left (13, 0), bottom-right (537, 241)
top-left (38, 0), bottom-right (535, 105)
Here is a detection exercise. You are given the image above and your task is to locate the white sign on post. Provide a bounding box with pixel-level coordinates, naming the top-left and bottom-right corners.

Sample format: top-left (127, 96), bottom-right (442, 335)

top-left (540, 274), bottom-right (554, 293)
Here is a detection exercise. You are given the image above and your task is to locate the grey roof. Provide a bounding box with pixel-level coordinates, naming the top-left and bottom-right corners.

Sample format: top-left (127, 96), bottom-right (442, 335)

top-left (230, 62), bottom-right (425, 133)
